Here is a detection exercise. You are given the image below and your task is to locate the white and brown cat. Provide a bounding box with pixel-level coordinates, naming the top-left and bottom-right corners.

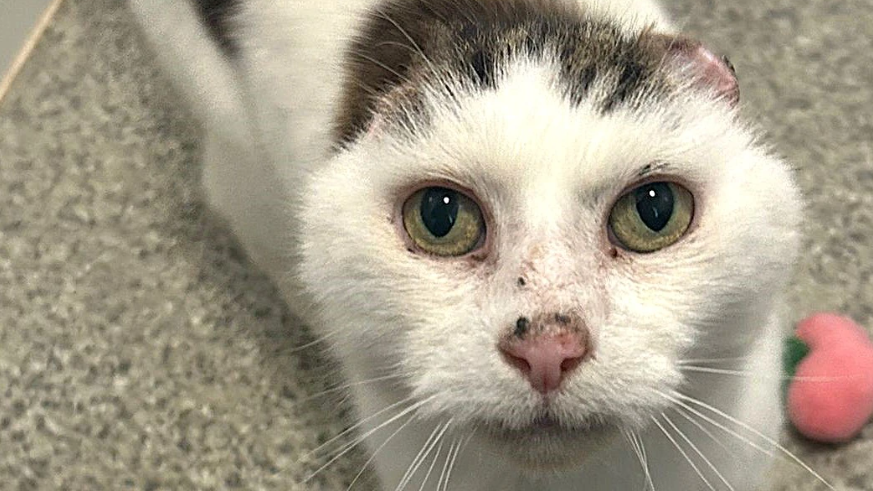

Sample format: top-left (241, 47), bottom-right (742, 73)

top-left (130, 0), bottom-right (816, 489)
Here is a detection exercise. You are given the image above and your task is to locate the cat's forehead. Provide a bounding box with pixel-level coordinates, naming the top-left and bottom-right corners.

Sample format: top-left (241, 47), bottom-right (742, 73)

top-left (378, 60), bottom-right (727, 201)
top-left (335, 0), bottom-right (688, 146)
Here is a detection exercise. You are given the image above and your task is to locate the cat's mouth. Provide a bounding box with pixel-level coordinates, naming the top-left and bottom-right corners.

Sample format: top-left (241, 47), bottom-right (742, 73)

top-left (484, 414), bottom-right (609, 439)
top-left (475, 412), bottom-right (618, 470)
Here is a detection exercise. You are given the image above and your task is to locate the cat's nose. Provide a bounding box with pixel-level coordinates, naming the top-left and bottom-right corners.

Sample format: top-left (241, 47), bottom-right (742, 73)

top-left (499, 331), bottom-right (588, 394)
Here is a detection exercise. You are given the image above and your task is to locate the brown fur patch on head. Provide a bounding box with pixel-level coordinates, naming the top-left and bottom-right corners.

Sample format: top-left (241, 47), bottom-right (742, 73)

top-left (334, 0), bottom-right (734, 146)
top-left (194, 0), bottom-right (240, 55)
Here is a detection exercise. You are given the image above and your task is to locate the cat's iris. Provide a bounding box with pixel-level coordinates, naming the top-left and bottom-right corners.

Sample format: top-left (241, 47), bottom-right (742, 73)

top-left (402, 186), bottom-right (485, 256)
top-left (608, 181), bottom-right (694, 253)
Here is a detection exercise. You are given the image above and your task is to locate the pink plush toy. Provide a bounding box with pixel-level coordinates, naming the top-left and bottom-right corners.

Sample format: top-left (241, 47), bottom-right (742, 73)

top-left (785, 313), bottom-right (873, 443)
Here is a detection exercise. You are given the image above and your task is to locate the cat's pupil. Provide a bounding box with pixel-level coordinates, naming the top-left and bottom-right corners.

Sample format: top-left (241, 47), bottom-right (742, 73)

top-left (634, 182), bottom-right (674, 232)
top-left (420, 187), bottom-right (459, 237)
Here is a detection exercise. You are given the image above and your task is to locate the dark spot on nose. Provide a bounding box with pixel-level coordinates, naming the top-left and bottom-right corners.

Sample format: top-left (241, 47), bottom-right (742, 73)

top-left (517, 277), bottom-right (526, 287)
top-left (554, 313), bottom-right (571, 325)
top-left (515, 317), bottom-right (530, 338)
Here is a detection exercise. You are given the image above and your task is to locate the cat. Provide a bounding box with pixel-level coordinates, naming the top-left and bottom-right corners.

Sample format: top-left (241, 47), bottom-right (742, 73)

top-left (129, 0), bottom-right (815, 489)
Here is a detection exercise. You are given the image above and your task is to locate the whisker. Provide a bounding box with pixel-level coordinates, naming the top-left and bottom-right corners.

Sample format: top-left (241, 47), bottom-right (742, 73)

top-left (634, 430), bottom-right (654, 490)
top-left (672, 391), bottom-right (834, 490)
top-left (672, 406), bottom-right (736, 458)
top-left (304, 395), bottom-right (416, 460)
top-left (679, 365), bottom-right (847, 382)
top-left (304, 396), bottom-right (434, 483)
top-left (437, 438), bottom-right (458, 491)
top-left (298, 373), bottom-right (406, 403)
top-left (417, 434), bottom-right (445, 491)
top-left (659, 391), bottom-right (775, 459)
top-left (678, 357), bottom-right (753, 366)
top-left (442, 430), bottom-right (471, 491)
top-left (373, 12), bottom-right (438, 75)
top-left (350, 50), bottom-right (413, 85)
top-left (395, 420), bottom-right (452, 491)
top-left (663, 413), bottom-right (734, 490)
top-left (345, 415), bottom-right (416, 491)
top-left (652, 415), bottom-right (715, 491)
top-left (624, 429), bottom-right (653, 490)
top-left (284, 329), bottom-right (338, 355)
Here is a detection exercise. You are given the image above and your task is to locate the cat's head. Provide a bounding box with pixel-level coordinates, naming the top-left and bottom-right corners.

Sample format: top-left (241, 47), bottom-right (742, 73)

top-left (299, 0), bottom-right (800, 469)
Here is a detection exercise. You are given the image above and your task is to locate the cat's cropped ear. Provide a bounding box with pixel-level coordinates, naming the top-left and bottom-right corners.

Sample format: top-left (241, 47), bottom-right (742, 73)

top-left (645, 33), bottom-right (739, 106)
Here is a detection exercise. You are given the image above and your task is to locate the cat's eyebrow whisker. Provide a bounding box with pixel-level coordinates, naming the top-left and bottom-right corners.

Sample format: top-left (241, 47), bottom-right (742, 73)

top-left (346, 415), bottom-right (416, 491)
top-left (394, 419), bottom-right (452, 491)
top-left (667, 391), bottom-right (835, 490)
top-left (304, 396), bottom-right (436, 483)
top-left (652, 415), bottom-right (716, 491)
top-left (372, 12), bottom-right (439, 75)
top-left (662, 413), bottom-right (735, 491)
top-left (349, 49), bottom-right (414, 86)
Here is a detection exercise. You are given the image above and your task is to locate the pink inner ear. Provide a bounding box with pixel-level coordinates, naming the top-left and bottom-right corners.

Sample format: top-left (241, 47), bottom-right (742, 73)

top-left (668, 39), bottom-right (740, 106)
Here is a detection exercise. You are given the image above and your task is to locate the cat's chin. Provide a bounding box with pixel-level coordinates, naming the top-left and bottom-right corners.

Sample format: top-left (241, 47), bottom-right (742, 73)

top-left (476, 416), bottom-right (619, 471)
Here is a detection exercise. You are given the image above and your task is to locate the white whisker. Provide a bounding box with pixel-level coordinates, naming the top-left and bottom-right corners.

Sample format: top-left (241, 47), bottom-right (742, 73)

top-left (299, 373), bottom-right (406, 403)
top-left (652, 415), bottom-right (715, 491)
top-left (634, 430), bottom-right (654, 490)
top-left (672, 406), bottom-right (736, 458)
top-left (624, 429), bottom-right (653, 490)
top-left (679, 365), bottom-right (847, 382)
top-left (417, 434), bottom-right (445, 491)
top-left (351, 50), bottom-right (413, 85)
top-left (678, 357), bottom-right (752, 366)
top-left (304, 395), bottom-right (416, 460)
top-left (286, 330), bottom-right (337, 355)
top-left (346, 415), bottom-right (416, 491)
top-left (660, 392), bottom-right (775, 458)
top-left (442, 431), bottom-right (470, 491)
top-left (395, 420), bottom-right (452, 491)
top-left (373, 12), bottom-right (438, 75)
top-left (436, 438), bottom-right (457, 491)
top-left (663, 413), bottom-right (734, 490)
top-left (304, 396), bottom-right (434, 483)
top-left (672, 391), bottom-right (834, 490)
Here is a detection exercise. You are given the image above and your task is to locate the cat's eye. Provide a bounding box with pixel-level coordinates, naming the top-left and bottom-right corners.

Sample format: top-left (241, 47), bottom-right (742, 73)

top-left (608, 181), bottom-right (694, 253)
top-left (402, 186), bottom-right (485, 256)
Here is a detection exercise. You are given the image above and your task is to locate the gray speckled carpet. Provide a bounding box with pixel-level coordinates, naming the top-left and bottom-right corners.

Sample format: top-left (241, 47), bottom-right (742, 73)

top-left (0, 0), bottom-right (871, 489)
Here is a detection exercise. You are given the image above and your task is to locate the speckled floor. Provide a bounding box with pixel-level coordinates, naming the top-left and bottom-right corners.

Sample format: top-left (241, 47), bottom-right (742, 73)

top-left (0, 0), bottom-right (871, 490)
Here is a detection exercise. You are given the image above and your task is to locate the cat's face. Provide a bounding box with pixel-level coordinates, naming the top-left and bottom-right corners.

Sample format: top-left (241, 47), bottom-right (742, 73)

top-left (299, 25), bottom-right (801, 470)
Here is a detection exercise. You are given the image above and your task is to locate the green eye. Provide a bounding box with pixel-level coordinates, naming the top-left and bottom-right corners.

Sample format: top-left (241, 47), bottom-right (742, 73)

top-left (608, 181), bottom-right (694, 253)
top-left (402, 187), bottom-right (485, 256)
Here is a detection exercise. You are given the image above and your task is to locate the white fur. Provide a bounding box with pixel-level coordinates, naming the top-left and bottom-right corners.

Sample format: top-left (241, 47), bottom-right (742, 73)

top-left (131, 1), bottom-right (802, 490)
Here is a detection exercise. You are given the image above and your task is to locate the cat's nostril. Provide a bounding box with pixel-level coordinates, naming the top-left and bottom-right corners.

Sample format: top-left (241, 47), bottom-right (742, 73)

top-left (501, 349), bottom-right (532, 374)
top-left (560, 355), bottom-right (584, 373)
top-left (499, 331), bottom-right (588, 394)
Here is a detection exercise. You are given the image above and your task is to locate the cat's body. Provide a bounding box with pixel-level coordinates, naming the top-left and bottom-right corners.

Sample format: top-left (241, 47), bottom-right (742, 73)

top-left (130, 0), bottom-right (802, 489)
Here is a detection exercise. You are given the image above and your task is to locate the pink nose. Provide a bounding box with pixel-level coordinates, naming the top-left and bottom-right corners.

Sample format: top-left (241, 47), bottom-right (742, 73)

top-left (499, 332), bottom-right (588, 394)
